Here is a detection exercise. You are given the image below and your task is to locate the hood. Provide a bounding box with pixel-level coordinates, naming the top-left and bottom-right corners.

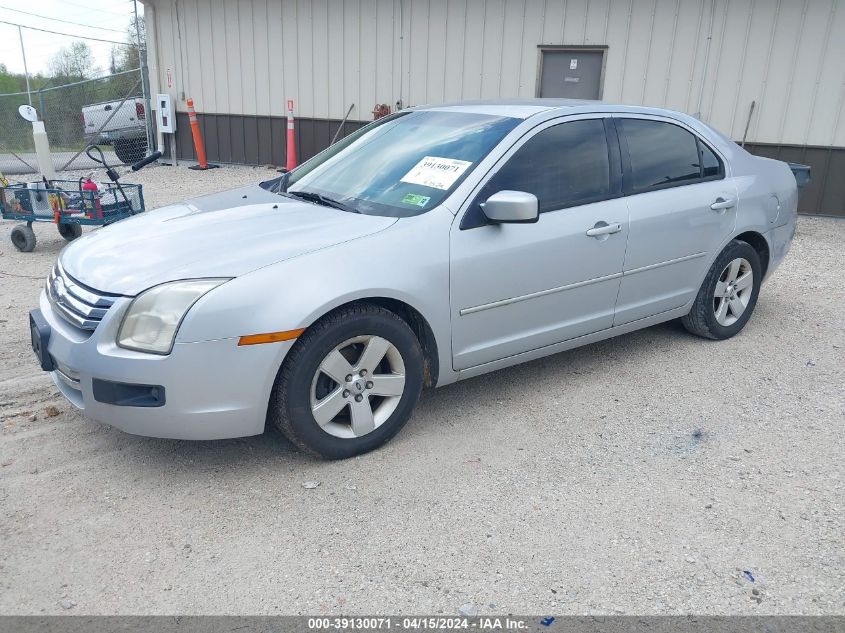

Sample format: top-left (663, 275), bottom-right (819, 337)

top-left (60, 185), bottom-right (397, 295)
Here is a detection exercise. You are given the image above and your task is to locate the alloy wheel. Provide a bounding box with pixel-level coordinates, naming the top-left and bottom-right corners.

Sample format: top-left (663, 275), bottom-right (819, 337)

top-left (309, 335), bottom-right (406, 439)
top-left (713, 257), bottom-right (753, 326)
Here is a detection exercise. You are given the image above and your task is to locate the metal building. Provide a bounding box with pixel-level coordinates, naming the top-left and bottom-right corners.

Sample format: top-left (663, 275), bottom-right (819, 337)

top-left (142, 0), bottom-right (845, 216)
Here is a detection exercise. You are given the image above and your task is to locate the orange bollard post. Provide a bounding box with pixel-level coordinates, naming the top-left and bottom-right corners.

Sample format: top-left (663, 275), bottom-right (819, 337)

top-left (285, 99), bottom-right (297, 171)
top-left (187, 98), bottom-right (218, 171)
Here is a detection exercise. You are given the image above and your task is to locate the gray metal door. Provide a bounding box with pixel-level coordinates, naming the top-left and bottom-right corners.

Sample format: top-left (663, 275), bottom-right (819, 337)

top-left (539, 50), bottom-right (604, 100)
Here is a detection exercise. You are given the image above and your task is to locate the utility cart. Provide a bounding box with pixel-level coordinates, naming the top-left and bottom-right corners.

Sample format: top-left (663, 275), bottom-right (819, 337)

top-left (0, 146), bottom-right (160, 253)
top-left (1, 179), bottom-right (145, 252)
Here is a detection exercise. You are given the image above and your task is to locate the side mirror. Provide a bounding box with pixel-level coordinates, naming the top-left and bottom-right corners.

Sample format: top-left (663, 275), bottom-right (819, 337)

top-left (480, 190), bottom-right (539, 224)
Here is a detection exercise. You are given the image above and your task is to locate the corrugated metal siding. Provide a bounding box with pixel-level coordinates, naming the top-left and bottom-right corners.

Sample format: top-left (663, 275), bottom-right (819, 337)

top-left (150, 0), bottom-right (845, 214)
top-left (150, 0), bottom-right (845, 146)
top-left (173, 112), bottom-right (367, 165)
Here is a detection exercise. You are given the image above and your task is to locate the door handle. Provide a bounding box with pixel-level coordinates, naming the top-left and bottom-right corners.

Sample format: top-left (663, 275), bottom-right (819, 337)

top-left (710, 197), bottom-right (736, 211)
top-left (585, 222), bottom-right (622, 237)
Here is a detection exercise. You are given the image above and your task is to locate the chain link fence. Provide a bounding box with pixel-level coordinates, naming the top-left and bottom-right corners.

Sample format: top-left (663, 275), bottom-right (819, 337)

top-left (0, 68), bottom-right (153, 176)
top-left (0, 92), bottom-right (36, 175)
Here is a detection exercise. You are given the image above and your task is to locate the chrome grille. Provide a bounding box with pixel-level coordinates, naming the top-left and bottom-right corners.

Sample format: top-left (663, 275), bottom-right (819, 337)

top-left (46, 262), bottom-right (120, 331)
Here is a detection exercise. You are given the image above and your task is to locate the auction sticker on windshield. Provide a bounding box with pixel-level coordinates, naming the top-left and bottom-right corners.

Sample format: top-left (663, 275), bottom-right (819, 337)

top-left (400, 156), bottom-right (472, 190)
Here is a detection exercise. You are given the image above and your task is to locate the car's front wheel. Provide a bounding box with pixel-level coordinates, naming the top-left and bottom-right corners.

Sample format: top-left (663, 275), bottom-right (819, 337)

top-left (269, 303), bottom-right (424, 459)
top-left (682, 239), bottom-right (762, 340)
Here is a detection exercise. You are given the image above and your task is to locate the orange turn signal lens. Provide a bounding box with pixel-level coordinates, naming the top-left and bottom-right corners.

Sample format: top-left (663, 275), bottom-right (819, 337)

top-left (238, 329), bottom-right (305, 346)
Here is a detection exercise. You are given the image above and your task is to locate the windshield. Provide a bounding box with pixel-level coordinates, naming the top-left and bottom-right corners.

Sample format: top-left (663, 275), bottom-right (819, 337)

top-left (276, 110), bottom-right (520, 217)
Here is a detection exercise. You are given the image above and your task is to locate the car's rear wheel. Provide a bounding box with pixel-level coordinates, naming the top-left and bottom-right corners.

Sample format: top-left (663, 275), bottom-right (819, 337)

top-left (682, 239), bottom-right (761, 340)
top-left (269, 303), bottom-right (424, 459)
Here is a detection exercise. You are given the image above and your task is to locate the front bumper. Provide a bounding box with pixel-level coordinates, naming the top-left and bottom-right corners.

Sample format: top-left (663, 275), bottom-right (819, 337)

top-left (36, 290), bottom-right (292, 439)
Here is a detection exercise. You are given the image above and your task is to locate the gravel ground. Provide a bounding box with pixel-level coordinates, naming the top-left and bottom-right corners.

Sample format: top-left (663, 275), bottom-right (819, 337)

top-left (0, 165), bottom-right (842, 615)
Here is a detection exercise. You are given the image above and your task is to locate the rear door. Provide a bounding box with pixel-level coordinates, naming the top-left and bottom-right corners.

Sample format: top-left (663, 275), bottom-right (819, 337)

top-left (449, 116), bottom-right (628, 370)
top-left (613, 116), bottom-right (737, 325)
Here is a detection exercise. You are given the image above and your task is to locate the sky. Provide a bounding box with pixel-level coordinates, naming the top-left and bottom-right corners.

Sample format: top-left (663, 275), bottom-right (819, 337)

top-left (0, 0), bottom-right (142, 78)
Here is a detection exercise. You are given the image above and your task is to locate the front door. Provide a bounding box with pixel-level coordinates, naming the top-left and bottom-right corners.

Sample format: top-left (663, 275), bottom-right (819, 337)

top-left (450, 116), bottom-right (628, 370)
top-left (538, 49), bottom-right (604, 100)
top-left (612, 116), bottom-right (738, 325)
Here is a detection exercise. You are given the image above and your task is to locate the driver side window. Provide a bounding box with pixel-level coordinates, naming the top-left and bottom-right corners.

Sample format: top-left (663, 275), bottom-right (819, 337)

top-left (462, 118), bottom-right (613, 229)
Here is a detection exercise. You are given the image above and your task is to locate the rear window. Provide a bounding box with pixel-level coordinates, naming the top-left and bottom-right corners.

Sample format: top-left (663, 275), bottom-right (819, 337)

top-left (699, 140), bottom-right (722, 178)
top-left (621, 119), bottom-right (709, 192)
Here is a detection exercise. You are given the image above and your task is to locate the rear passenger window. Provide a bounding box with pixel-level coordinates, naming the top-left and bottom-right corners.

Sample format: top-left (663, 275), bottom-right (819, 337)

top-left (621, 119), bottom-right (703, 192)
top-left (480, 118), bottom-right (611, 213)
top-left (699, 140), bottom-right (723, 178)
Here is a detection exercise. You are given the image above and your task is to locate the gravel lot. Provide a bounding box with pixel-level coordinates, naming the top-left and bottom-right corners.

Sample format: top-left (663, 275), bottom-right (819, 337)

top-left (0, 165), bottom-right (842, 615)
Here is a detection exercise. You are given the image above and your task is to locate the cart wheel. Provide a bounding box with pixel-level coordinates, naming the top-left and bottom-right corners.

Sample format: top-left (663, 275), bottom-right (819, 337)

top-left (11, 224), bottom-right (36, 252)
top-left (58, 223), bottom-right (82, 242)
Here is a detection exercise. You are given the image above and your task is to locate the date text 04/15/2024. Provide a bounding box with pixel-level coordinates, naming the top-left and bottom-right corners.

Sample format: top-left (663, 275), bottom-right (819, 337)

top-left (306, 616), bottom-right (531, 630)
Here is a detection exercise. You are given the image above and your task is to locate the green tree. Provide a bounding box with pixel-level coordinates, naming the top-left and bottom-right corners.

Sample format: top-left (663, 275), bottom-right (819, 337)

top-left (111, 17), bottom-right (145, 73)
top-left (0, 64), bottom-right (21, 93)
top-left (48, 42), bottom-right (101, 81)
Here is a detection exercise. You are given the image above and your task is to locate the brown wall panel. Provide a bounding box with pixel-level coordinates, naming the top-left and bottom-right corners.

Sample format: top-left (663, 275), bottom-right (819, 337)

top-left (270, 117), bottom-right (286, 165)
top-left (256, 118), bottom-right (273, 165)
top-left (744, 144), bottom-right (779, 160)
top-left (174, 112), bottom-right (193, 161)
top-left (314, 121), bottom-right (334, 158)
top-left (743, 143), bottom-right (844, 216)
top-left (294, 119), bottom-right (313, 166)
top-left (230, 117), bottom-right (246, 165)
top-left (175, 112), bottom-right (369, 167)
top-left (203, 114), bottom-right (220, 164)
top-left (242, 117), bottom-right (259, 165)
top-left (797, 147), bottom-right (832, 215)
top-left (820, 151), bottom-right (845, 216)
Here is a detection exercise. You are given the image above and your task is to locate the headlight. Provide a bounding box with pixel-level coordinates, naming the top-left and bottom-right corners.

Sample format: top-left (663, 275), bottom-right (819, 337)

top-left (117, 279), bottom-right (229, 354)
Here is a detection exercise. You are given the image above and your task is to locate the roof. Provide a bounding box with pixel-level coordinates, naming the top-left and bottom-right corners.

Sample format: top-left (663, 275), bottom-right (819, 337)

top-left (412, 98), bottom-right (737, 155)
top-left (414, 99), bottom-right (588, 119)
top-left (414, 98), bottom-right (696, 122)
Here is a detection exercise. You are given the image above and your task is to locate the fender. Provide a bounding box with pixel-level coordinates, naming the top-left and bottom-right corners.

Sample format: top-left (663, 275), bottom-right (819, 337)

top-left (177, 205), bottom-right (457, 386)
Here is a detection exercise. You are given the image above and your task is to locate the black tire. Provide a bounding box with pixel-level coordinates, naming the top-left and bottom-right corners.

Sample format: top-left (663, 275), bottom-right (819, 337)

top-left (57, 222), bottom-right (82, 242)
top-left (269, 303), bottom-right (424, 459)
top-left (682, 239), bottom-right (762, 340)
top-left (11, 224), bottom-right (36, 252)
top-left (113, 138), bottom-right (147, 165)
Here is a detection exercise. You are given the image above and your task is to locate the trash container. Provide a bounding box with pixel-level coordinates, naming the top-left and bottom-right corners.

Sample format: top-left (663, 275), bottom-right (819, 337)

top-left (788, 163), bottom-right (811, 190)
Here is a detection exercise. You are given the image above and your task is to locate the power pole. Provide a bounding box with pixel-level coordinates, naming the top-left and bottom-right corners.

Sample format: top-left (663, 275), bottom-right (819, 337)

top-left (134, 0), bottom-right (154, 157)
top-left (18, 26), bottom-right (32, 106)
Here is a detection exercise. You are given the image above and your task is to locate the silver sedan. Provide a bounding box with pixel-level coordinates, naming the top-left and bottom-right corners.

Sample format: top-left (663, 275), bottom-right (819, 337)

top-left (32, 100), bottom-right (798, 458)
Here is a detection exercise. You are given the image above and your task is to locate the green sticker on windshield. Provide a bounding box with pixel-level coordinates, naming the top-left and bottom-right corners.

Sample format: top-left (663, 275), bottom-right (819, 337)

top-left (402, 193), bottom-right (431, 208)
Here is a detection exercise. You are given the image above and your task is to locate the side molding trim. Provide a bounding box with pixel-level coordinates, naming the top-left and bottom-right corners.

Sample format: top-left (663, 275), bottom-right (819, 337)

top-left (458, 251), bottom-right (708, 317)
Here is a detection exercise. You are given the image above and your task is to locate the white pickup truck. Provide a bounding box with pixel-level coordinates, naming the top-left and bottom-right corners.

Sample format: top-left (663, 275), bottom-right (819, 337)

top-left (81, 97), bottom-right (148, 164)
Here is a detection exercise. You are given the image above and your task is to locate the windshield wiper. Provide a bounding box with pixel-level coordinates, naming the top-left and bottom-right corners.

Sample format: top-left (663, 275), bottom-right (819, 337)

top-left (286, 190), bottom-right (359, 213)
